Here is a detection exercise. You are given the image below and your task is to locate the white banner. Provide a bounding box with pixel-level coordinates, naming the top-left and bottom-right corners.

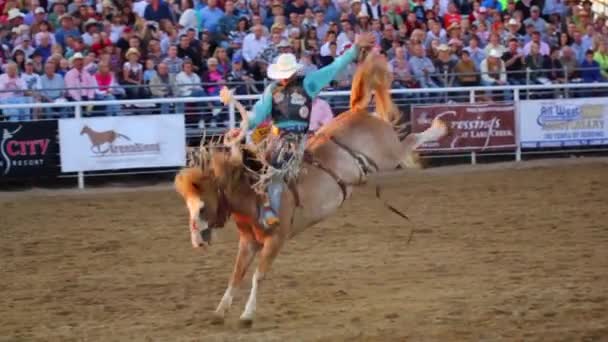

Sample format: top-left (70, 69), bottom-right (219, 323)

top-left (59, 114), bottom-right (186, 172)
top-left (519, 98), bottom-right (608, 148)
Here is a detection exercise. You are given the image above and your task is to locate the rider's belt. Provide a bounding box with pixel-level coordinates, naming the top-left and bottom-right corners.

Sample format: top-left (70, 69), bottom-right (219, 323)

top-left (272, 125), bottom-right (308, 136)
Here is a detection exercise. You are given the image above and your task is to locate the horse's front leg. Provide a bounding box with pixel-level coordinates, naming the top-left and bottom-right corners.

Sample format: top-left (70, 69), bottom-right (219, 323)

top-left (213, 228), bottom-right (259, 324)
top-left (239, 233), bottom-right (285, 327)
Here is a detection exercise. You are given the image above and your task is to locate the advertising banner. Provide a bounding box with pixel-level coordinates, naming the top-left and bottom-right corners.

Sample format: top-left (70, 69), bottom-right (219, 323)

top-left (0, 120), bottom-right (59, 178)
top-left (519, 98), bottom-right (608, 148)
top-left (411, 103), bottom-right (516, 152)
top-left (59, 115), bottom-right (186, 172)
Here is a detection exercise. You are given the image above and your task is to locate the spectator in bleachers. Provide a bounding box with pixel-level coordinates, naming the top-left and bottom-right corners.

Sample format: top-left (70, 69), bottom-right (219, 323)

top-left (122, 47), bottom-right (145, 99)
top-left (64, 52), bottom-right (97, 101)
top-left (163, 45), bottom-right (183, 77)
top-left (94, 61), bottom-right (124, 114)
top-left (593, 41), bottom-right (608, 80)
top-left (0, 61), bottom-right (31, 121)
top-left (199, 0), bottom-right (224, 34)
top-left (39, 60), bottom-right (68, 118)
top-left (55, 14), bottom-right (80, 47)
top-left (144, 0), bottom-right (173, 23)
top-left (481, 49), bottom-right (509, 100)
top-left (433, 44), bottom-right (457, 87)
top-left (523, 6), bottom-right (546, 34)
top-left (410, 42), bottom-right (438, 89)
top-left (502, 38), bottom-right (526, 84)
top-left (464, 36), bottom-right (485, 68)
top-left (545, 47), bottom-right (565, 84)
top-left (571, 30), bottom-right (590, 64)
top-left (523, 31), bottom-right (550, 56)
top-left (525, 42), bottom-right (550, 85)
top-left (175, 58), bottom-right (205, 113)
top-left (454, 50), bottom-right (480, 87)
top-left (560, 46), bottom-right (580, 81)
top-left (149, 62), bottom-right (177, 113)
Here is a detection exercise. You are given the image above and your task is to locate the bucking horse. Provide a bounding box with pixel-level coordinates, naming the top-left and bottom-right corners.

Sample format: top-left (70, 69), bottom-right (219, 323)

top-left (174, 52), bottom-right (448, 326)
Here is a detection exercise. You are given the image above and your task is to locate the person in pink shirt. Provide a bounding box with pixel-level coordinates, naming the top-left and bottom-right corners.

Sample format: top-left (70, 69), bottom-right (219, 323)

top-left (64, 53), bottom-right (97, 101)
top-left (308, 97), bottom-right (334, 133)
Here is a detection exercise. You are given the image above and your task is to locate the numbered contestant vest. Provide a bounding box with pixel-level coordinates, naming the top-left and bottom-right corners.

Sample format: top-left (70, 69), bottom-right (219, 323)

top-left (270, 77), bottom-right (313, 131)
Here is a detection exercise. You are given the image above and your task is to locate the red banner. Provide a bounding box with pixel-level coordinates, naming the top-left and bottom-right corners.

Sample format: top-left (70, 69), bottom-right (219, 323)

top-left (411, 103), bottom-right (517, 152)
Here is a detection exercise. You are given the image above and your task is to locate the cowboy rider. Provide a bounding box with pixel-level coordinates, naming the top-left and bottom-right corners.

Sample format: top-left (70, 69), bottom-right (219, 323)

top-left (229, 32), bottom-right (376, 231)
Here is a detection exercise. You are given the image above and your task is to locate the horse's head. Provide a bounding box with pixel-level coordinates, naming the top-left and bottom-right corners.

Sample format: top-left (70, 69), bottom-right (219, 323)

top-left (176, 163), bottom-right (235, 249)
top-left (174, 139), bottom-right (250, 249)
top-left (80, 126), bottom-right (89, 135)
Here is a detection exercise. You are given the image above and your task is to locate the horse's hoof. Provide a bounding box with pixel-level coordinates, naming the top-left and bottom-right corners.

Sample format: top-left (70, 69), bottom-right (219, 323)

top-left (238, 318), bottom-right (253, 328)
top-left (210, 313), bottom-right (225, 325)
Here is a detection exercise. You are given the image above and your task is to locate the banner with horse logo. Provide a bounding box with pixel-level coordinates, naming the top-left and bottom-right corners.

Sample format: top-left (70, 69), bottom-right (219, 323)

top-left (519, 98), bottom-right (608, 148)
top-left (411, 103), bottom-right (516, 152)
top-left (58, 114), bottom-right (186, 172)
top-left (412, 103), bottom-right (517, 152)
top-left (0, 120), bottom-right (59, 178)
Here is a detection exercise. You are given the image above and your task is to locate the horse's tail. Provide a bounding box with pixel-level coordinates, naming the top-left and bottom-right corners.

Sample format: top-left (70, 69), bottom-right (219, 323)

top-left (349, 52), bottom-right (399, 124)
top-left (116, 133), bottom-right (131, 141)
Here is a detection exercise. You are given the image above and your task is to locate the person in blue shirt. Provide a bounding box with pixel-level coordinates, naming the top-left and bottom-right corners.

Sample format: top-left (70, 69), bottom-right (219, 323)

top-left (581, 49), bottom-right (604, 83)
top-left (227, 32), bottom-right (376, 230)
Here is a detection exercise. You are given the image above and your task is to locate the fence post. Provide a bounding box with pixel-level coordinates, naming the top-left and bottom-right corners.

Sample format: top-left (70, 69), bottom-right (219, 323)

top-left (469, 87), bottom-right (476, 103)
top-left (228, 99), bottom-right (236, 129)
top-left (471, 151), bottom-right (477, 165)
top-left (563, 65), bottom-right (569, 98)
top-left (514, 88), bottom-right (522, 162)
top-left (525, 68), bottom-right (531, 100)
top-left (74, 103), bottom-right (85, 189)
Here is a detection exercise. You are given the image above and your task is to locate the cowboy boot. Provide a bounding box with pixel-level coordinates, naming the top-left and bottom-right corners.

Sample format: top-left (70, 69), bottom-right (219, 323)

top-left (259, 180), bottom-right (282, 230)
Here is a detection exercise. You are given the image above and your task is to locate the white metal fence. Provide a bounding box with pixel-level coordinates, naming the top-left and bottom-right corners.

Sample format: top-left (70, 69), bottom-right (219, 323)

top-left (1, 82), bottom-right (608, 189)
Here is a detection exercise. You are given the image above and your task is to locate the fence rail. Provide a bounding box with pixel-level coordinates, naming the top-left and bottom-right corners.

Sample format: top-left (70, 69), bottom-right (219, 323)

top-left (1, 82), bottom-right (608, 189)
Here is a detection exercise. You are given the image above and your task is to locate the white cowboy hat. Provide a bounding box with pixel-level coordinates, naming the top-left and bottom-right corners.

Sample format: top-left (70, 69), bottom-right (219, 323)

top-left (489, 49), bottom-right (502, 58)
top-left (8, 8), bottom-right (25, 21)
top-left (267, 53), bottom-right (302, 80)
top-left (69, 52), bottom-right (84, 63)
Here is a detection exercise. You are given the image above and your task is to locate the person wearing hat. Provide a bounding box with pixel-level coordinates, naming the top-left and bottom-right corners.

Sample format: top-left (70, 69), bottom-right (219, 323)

top-left (480, 48), bottom-right (510, 100)
top-left (223, 32), bottom-right (376, 230)
top-left (523, 6), bottom-right (547, 34)
top-left (226, 53), bottom-right (257, 95)
top-left (7, 8), bottom-right (25, 26)
top-left (82, 18), bottom-right (99, 46)
top-left (64, 52), bottom-right (97, 101)
top-left (123, 48), bottom-right (145, 99)
top-left (55, 14), bottom-right (80, 47)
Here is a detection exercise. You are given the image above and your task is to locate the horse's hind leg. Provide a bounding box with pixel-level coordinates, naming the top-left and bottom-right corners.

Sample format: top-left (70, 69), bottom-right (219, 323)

top-left (239, 233), bottom-right (285, 327)
top-left (212, 229), bottom-right (259, 324)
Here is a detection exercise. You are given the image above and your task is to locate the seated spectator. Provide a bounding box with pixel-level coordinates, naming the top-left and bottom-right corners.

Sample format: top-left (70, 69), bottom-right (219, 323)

top-left (143, 59), bottom-right (157, 83)
top-left (122, 48), bottom-right (146, 99)
top-left (523, 31), bottom-right (550, 56)
top-left (433, 44), bottom-right (457, 87)
top-left (40, 61), bottom-right (68, 118)
top-left (523, 6), bottom-right (547, 34)
top-left (202, 57), bottom-right (224, 96)
top-left (502, 38), bottom-right (526, 84)
top-left (175, 58), bottom-right (206, 114)
top-left (593, 41), bottom-right (608, 80)
top-left (226, 54), bottom-right (257, 95)
top-left (389, 46), bottom-right (418, 88)
top-left (481, 49), bottom-right (510, 99)
top-left (463, 36), bottom-right (485, 68)
top-left (525, 42), bottom-right (550, 85)
top-left (0, 61), bottom-right (31, 121)
top-left (454, 50), bottom-right (480, 87)
top-left (64, 53), bottom-right (97, 101)
top-left (581, 49), bottom-right (604, 83)
top-left (94, 61), bottom-right (124, 115)
top-left (33, 32), bottom-right (53, 63)
top-left (560, 46), bottom-right (580, 81)
top-left (163, 46), bottom-right (183, 77)
top-left (410, 43), bottom-right (438, 88)
top-left (545, 47), bottom-right (565, 83)
top-left (149, 62), bottom-right (177, 113)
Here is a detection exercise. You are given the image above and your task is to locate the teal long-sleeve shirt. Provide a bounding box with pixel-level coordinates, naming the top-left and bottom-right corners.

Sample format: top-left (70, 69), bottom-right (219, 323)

top-left (248, 45), bottom-right (359, 131)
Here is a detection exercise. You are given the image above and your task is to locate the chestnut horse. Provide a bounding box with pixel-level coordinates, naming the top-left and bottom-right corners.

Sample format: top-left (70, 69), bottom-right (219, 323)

top-left (174, 53), bottom-right (448, 326)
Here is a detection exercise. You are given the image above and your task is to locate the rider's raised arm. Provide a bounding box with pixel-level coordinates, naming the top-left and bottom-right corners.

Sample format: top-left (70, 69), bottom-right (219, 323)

top-left (302, 45), bottom-right (360, 98)
top-left (248, 82), bottom-right (277, 130)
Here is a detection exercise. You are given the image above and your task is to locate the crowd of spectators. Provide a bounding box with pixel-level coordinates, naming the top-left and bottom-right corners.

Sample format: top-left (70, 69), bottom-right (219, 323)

top-left (0, 0), bottom-right (607, 120)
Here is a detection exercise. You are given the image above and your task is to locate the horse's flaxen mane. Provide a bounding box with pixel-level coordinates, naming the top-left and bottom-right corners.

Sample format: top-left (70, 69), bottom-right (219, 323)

top-left (350, 53), bottom-right (400, 124)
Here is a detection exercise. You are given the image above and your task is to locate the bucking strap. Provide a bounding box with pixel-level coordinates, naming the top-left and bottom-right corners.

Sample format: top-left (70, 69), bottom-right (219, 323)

top-left (329, 136), bottom-right (379, 183)
top-left (303, 151), bottom-right (349, 203)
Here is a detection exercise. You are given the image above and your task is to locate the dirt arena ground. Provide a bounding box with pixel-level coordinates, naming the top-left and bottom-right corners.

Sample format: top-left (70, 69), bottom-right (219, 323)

top-left (1, 158), bottom-right (607, 342)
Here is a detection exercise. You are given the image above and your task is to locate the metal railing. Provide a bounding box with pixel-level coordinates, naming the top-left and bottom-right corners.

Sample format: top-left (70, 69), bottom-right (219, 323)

top-left (2, 81), bottom-right (608, 188)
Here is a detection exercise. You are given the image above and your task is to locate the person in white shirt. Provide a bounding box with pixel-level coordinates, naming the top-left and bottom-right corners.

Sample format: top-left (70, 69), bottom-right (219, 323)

top-left (242, 24), bottom-right (268, 64)
top-left (174, 58), bottom-right (208, 114)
